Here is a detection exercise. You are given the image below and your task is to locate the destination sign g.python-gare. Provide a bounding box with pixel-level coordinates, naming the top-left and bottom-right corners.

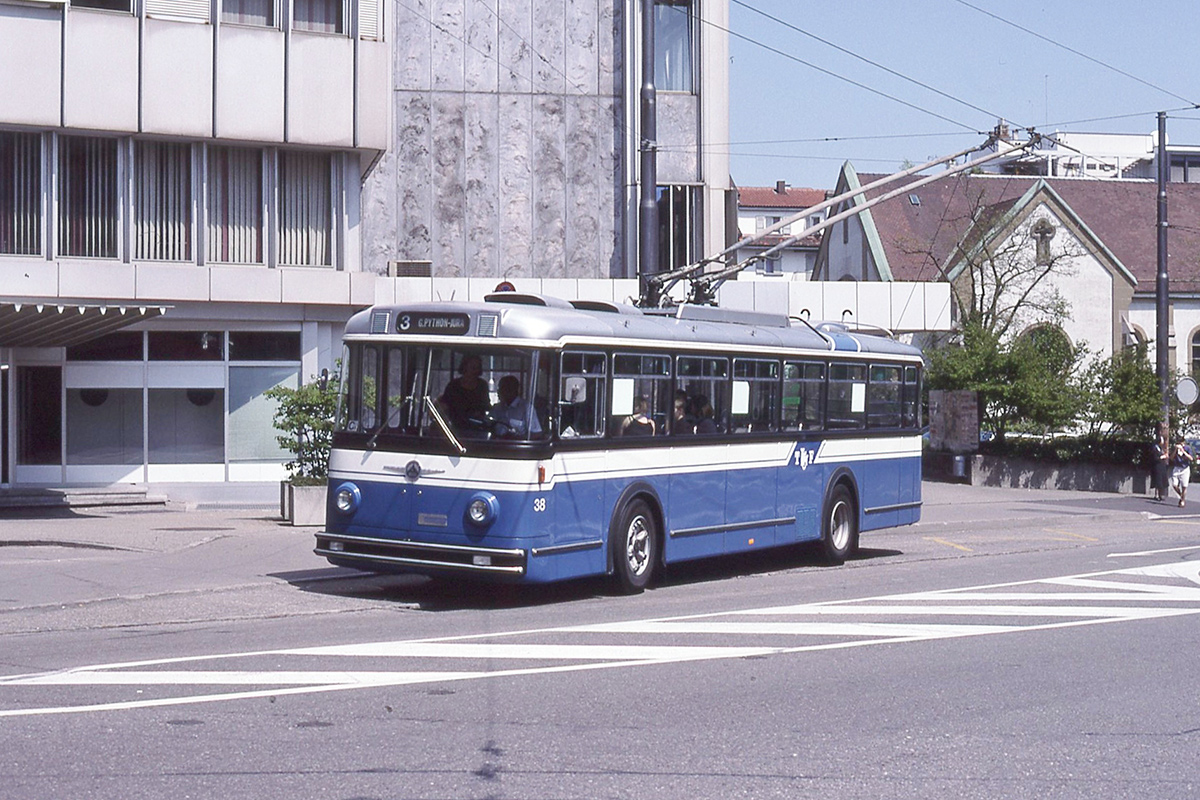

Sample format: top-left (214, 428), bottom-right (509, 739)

top-left (396, 312), bottom-right (471, 335)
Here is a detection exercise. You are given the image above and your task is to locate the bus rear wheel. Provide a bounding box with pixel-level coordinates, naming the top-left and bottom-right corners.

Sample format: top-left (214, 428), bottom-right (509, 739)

top-left (612, 499), bottom-right (658, 594)
top-left (820, 484), bottom-right (858, 565)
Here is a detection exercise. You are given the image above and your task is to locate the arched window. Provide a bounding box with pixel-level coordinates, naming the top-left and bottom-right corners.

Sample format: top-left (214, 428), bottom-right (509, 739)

top-left (1017, 325), bottom-right (1074, 374)
top-left (1190, 329), bottom-right (1200, 375)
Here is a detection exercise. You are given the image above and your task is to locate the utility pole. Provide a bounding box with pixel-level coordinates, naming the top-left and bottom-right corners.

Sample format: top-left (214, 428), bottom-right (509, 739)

top-left (1156, 111), bottom-right (1170, 432)
top-left (638, 0), bottom-right (659, 301)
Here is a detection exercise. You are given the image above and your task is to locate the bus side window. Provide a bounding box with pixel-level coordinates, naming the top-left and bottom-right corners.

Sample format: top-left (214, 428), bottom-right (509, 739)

top-left (677, 355), bottom-right (728, 435)
top-left (611, 353), bottom-right (672, 437)
top-left (902, 365), bottom-right (921, 428)
top-left (782, 361), bottom-right (825, 432)
top-left (559, 351), bottom-right (607, 438)
top-left (732, 358), bottom-right (780, 433)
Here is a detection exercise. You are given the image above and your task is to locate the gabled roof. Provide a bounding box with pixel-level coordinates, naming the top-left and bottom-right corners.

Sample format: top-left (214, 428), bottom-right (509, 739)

top-left (738, 186), bottom-right (828, 210)
top-left (845, 170), bottom-right (1200, 293)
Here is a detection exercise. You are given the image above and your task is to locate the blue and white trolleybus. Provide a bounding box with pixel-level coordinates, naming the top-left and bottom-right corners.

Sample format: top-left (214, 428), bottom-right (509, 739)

top-left (315, 293), bottom-right (923, 593)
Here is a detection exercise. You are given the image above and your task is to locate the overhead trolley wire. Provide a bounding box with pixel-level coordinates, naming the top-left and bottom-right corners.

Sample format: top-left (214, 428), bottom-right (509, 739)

top-left (951, 0), bottom-right (1200, 108)
top-left (731, 0), bottom-right (1008, 126)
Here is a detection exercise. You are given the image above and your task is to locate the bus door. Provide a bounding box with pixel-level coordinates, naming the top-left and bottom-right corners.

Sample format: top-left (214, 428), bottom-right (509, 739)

top-left (668, 356), bottom-right (729, 560)
top-left (863, 365), bottom-right (904, 529)
top-left (779, 360), bottom-right (826, 543)
top-left (724, 358), bottom-right (782, 551)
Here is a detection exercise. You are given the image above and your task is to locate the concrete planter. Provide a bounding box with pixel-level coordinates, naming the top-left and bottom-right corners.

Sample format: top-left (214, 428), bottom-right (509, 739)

top-left (926, 452), bottom-right (1150, 494)
top-left (286, 482), bottom-right (327, 527)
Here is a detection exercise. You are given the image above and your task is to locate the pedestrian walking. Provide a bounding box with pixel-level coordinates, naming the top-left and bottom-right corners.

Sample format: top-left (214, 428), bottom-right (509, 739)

top-left (1170, 436), bottom-right (1194, 508)
top-left (1152, 423), bottom-right (1170, 502)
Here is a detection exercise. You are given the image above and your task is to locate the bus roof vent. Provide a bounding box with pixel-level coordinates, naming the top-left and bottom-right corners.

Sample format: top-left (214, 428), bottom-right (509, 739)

top-left (483, 292), bottom-right (573, 309)
top-left (477, 313), bottom-right (499, 337)
top-left (675, 305), bottom-right (790, 328)
top-left (369, 310), bottom-right (391, 334)
top-left (569, 300), bottom-right (644, 315)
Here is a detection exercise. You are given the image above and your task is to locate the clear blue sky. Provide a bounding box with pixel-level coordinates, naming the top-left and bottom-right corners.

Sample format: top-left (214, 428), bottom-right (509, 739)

top-left (727, 0), bottom-right (1200, 191)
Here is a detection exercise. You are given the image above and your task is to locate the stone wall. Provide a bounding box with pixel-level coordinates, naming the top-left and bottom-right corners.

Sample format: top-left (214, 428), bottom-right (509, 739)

top-left (925, 452), bottom-right (1152, 495)
top-left (364, 0), bottom-right (626, 281)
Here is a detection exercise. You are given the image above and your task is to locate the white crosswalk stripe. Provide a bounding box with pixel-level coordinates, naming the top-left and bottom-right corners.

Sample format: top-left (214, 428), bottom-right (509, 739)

top-left (3, 558), bottom-right (1200, 717)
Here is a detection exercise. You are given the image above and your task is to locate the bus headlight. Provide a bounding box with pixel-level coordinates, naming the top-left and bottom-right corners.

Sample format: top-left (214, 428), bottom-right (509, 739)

top-left (334, 482), bottom-right (361, 515)
top-left (466, 492), bottom-right (499, 526)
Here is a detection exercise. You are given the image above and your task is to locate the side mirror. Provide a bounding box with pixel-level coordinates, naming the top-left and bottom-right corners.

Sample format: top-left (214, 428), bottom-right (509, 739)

top-left (563, 377), bottom-right (587, 403)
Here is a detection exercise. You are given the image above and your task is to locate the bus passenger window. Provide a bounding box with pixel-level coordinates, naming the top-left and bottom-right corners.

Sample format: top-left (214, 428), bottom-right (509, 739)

top-left (868, 364), bottom-right (902, 428)
top-left (611, 353), bottom-right (672, 437)
top-left (902, 365), bottom-right (921, 428)
top-left (782, 361), bottom-right (825, 432)
top-left (559, 352), bottom-right (606, 438)
top-left (732, 359), bottom-right (780, 433)
top-left (677, 356), bottom-right (728, 435)
top-left (828, 362), bottom-right (867, 429)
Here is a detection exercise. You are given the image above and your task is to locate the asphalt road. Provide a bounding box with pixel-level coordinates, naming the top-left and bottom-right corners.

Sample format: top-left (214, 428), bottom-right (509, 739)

top-left (1, 482), bottom-right (1199, 800)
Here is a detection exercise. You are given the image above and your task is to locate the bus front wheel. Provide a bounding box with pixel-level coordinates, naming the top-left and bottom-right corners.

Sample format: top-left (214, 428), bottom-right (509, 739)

top-left (612, 499), bottom-right (658, 594)
top-left (820, 484), bottom-right (858, 565)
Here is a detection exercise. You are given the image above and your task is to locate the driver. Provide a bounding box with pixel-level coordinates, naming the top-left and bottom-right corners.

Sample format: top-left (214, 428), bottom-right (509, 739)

top-left (439, 354), bottom-right (490, 429)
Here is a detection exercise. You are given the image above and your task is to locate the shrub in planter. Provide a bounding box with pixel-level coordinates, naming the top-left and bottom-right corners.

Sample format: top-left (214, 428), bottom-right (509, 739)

top-left (267, 373), bottom-right (339, 486)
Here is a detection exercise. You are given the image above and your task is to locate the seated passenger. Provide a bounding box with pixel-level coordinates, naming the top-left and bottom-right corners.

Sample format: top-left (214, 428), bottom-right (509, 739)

top-left (621, 397), bottom-right (656, 437)
top-left (672, 390), bottom-right (695, 435)
top-left (493, 375), bottom-right (542, 437)
top-left (692, 395), bottom-right (717, 434)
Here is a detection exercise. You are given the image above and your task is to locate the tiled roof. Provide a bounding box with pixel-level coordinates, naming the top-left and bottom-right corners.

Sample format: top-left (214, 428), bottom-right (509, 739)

top-left (852, 173), bottom-right (1200, 293)
top-left (739, 186), bottom-right (828, 210)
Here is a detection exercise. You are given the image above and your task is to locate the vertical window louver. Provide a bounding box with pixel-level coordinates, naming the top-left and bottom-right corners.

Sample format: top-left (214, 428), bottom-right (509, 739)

top-left (135, 141), bottom-right (192, 262)
top-left (0, 131), bottom-right (41, 256)
top-left (207, 146), bottom-right (263, 264)
top-left (144, 0), bottom-right (211, 21)
top-left (293, 0), bottom-right (343, 33)
top-left (279, 150), bottom-right (332, 267)
top-left (359, 0), bottom-right (381, 39)
top-left (58, 136), bottom-right (118, 259)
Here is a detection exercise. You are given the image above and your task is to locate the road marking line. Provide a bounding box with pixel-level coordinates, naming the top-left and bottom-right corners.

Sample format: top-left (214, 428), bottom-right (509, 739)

top-left (7, 559), bottom-right (1200, 717)
top-left (1108, 544), bottom-right (1200, 557)
top-left (1043, 528), bottom-right (1100, 542)
top-left (924, 536), bottom-right (973, 552)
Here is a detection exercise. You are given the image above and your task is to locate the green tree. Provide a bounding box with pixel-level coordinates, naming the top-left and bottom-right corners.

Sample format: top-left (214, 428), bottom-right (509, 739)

top-left (266, 373), bottom-right (340, 484)
top-left (1078, 343), bottom-right (1160, 440)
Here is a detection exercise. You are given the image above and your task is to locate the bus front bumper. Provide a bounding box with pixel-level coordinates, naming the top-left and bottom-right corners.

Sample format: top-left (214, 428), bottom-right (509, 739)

top-left (314, 532), bottom-right (527, 576)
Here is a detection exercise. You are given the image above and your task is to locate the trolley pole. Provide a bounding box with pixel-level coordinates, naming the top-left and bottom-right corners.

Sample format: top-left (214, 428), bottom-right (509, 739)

top-left (1156, 111), bottom-right (1170, 432)
top-left (638, 0), bottom-right (659, 300)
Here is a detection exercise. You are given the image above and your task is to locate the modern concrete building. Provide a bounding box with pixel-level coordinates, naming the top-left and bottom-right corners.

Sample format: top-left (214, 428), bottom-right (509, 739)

top-left (0, 0), bottom-right (736, 488)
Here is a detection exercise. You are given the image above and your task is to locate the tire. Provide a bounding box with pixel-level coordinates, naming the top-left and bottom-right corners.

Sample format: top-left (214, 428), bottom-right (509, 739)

top-left (820, 483), bottom-right (858, 565)
top-left (611, 499), bottom-right (658, 594)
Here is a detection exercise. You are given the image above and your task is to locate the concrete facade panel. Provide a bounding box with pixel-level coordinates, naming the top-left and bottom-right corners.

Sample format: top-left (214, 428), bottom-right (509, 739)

top-left (393, 0), bottom-right (431, 91)
top-left (0, 262), bottom-right (59, 297)
top-left (658, 93), bottom-right (699, 183)
top-left (821, 281), bottom-right (858, 325)
top-left (531, 0), bottom-right (564, 94)
top-left (464, 0), bottom-right (498, 92)
top-left (429, 0), bottom-right (463, 91)
top-left (142, 19), bottom-right (214, 137)
top-left (209, 265), bottom-right (282, 302)
top-left (280, 267), bottom-right (350, 304)
top-left (565, 96), bottom-right (600, 278)
top-left (498, 93), bottom-right (534, 277)
top-left (465, 93), bottom-right (499, 277)
top-left (288, 32), bottom-right (353, 146)
top-left (0, 5), bottom-right (62, 126)
top-left (564, 0), bottom-right (597, 95)
top-left (393, 91), bottom-right (433, 263)
top-left (60, 262), bottom-right (136, 299)
top-left (215, 26), bottom-right (285, 142)
top-left (531, 95), bottom-right (566, 278)
top-left (497, 0), bottom-right (532, 93)
top-left (63, 11), bottom-right (138, 132)
top-left (431, 93), bottom-right (467, 276)
top-left (890, 282), bottom-right (926, 332)
top-left (790, 281), bottom-right (824, 321)
top-left (357, 39), bottom-right (391, 151)
top-left (135, 265), bottom-right (211, 301)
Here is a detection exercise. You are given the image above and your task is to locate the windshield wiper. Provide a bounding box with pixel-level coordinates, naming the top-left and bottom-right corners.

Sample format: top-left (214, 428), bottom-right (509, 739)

top-left (424, 396), bottom-right (467, 455)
